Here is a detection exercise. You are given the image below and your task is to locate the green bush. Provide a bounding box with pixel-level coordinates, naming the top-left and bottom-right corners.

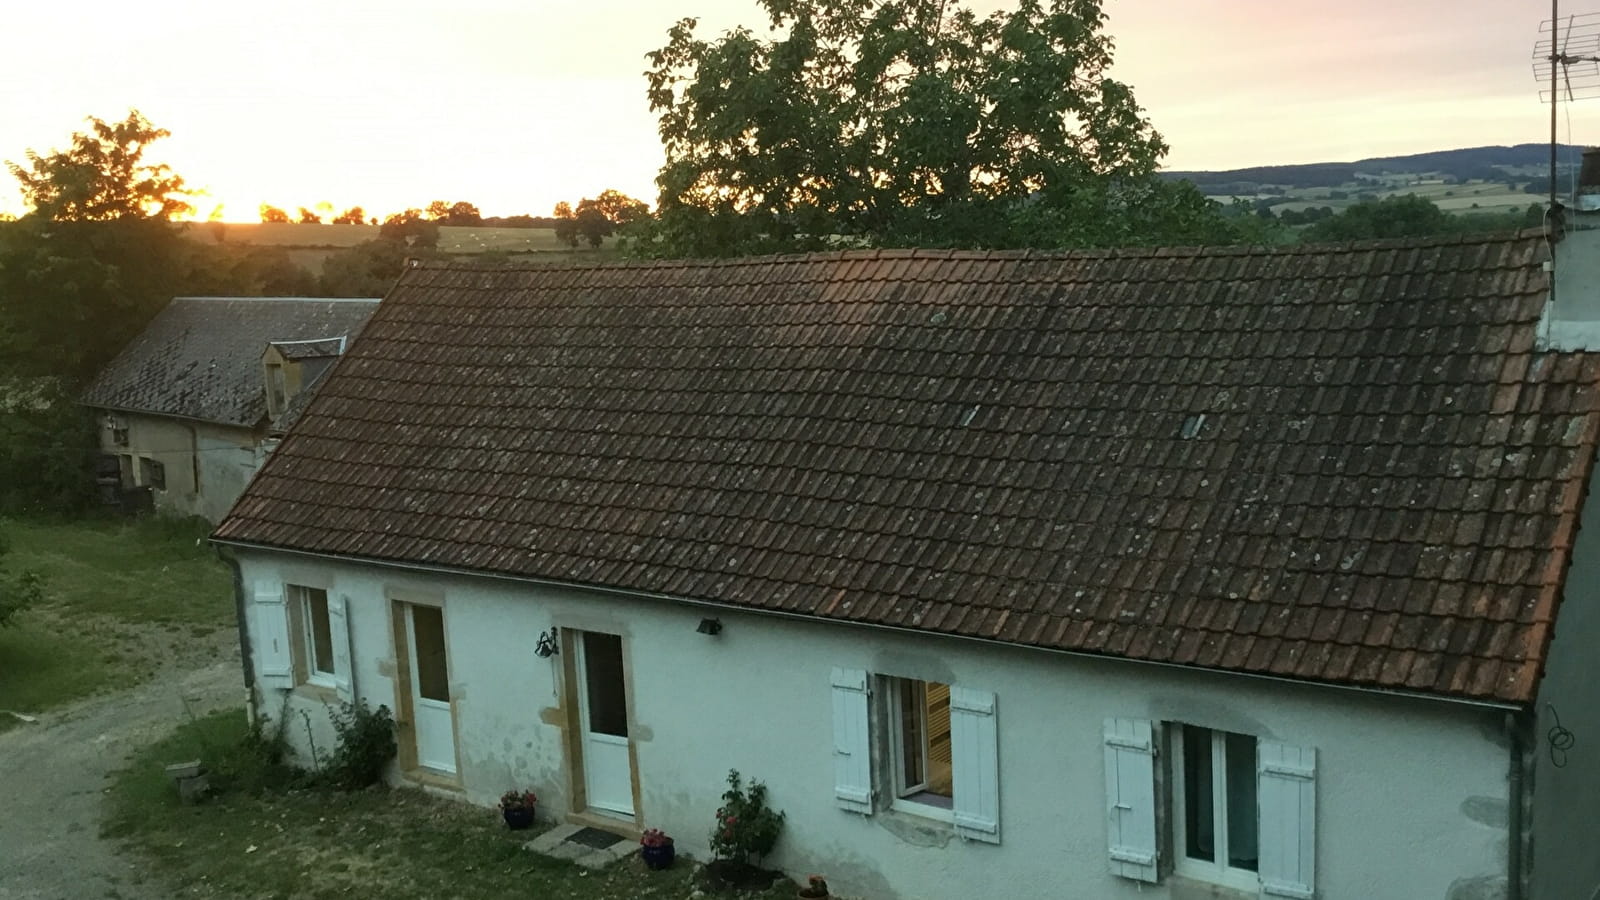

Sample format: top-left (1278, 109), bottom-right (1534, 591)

top-left (0, 530), bottom-right (43, 627)
top-left (325, 701), bottom-right (397, 789)
top-left (709, 769), bottom-right (785, 864)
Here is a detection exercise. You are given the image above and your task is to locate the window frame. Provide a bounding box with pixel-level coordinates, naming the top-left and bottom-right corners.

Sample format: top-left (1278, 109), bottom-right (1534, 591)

top-left (885, 676), bottom-right (955, 823)
top-left (290, 584), bottom-right (337, 688)
top-left (1172, 723), bottom-right (1260, 893)
top-left (139, 456), bottom-right (166, 491)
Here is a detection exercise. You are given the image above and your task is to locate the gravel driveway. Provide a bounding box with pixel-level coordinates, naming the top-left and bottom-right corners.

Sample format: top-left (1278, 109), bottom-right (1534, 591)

top-left (0, 649), bottom-right (242, 900)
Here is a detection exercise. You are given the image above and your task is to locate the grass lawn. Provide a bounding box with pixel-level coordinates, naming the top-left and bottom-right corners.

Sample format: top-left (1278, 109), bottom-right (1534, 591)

top-left (0, 515), bottom-right (235, 723)
top-left (107, 708), bottom-right (796, 900)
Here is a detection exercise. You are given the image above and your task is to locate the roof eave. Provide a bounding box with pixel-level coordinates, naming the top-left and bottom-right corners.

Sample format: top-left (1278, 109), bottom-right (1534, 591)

top-left (208, 535), bottom-right (1527, 712)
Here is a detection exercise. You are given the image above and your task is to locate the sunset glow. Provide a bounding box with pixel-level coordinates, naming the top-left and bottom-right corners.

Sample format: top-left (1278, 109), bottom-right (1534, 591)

top-left (2, 0), bottom-right (1594, 222)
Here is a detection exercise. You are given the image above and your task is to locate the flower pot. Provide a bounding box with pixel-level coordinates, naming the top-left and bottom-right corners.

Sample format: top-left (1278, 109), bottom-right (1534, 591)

top-left (502, 806), bottom-right (536, 830)
top-left (640, 842), bottom-right (675, 870)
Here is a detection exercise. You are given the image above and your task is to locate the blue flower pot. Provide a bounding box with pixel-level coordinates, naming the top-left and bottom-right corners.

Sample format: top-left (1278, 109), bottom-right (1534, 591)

top-left (641, 842), bottom-right (675, 870)
top-left (503, 806), bottom-right (535, 830)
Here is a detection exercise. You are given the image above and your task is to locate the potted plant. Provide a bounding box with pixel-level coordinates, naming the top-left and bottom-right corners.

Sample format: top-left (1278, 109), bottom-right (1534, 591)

top-left (639, 827), bottom-right (675, 869)
top-left (798, 874), bottom-right (831, 898)
top-left (499, 789), bottom-right (537, 830)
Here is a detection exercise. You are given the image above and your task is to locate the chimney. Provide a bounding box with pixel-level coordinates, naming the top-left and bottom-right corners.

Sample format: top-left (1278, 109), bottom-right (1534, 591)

top-left (1540, 147), bottom-right (1600, 350)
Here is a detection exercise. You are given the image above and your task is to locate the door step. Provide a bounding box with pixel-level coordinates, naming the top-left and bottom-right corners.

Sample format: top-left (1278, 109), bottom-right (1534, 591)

top-left (524, 822), bottom-right (636, 869)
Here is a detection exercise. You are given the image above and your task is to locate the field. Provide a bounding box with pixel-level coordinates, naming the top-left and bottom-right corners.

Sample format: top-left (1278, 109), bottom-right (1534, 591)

top-left (0, 516), bottom-right (235, 729)
top-left (1212, 177), bottom-right (1538, 217)
top-left (186, 221), bottom-right (604, 254)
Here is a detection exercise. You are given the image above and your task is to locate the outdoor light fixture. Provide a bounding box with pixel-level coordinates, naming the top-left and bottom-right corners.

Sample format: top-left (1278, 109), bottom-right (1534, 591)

top-left (696, 617), bottom-right (723, 636)
top-left (534, 627), bottom-right (560, 658)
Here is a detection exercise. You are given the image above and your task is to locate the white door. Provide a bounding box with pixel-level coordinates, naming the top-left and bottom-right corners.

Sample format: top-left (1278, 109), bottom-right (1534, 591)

top-left (406, 604), bottom-right (457, 774)
top-left (576, 631), bottom-right (634, 816)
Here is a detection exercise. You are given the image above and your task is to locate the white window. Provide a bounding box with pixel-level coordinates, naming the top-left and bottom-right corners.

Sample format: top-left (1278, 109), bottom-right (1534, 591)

top-left (828, 670), bottom-right (999, 843)
top-left (889, 677), bottom-right (954, 817)
top-left (293, 585), bottom-right (336, 686)
top-left (255, 583), bottom-right (354, 702)
top-left (1174, 725), bottom-right (1260, 891)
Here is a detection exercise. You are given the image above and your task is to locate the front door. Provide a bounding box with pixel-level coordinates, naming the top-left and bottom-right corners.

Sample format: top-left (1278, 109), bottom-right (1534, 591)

top-left (575, 631), bottom-right (634, 816)
top-left (405, 604), bottom-right (457, 774)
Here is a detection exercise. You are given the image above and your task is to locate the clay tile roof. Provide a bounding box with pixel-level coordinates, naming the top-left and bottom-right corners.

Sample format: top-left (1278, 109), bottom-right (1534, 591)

top-left (214, 232), bottom-right (1600, 704)
top-left (81, 297), bottom-right (380, 427)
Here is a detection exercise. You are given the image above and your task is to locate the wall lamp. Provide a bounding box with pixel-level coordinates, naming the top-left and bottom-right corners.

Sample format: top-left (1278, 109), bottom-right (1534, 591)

top-left (696, 617), bottom-right (723, 636)
top-left (534, 627), bottom-right (560, 658)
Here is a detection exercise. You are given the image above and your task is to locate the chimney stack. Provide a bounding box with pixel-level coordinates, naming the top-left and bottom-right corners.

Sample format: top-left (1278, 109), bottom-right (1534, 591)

top-left (1538, 147), bottom-right (1600, 350)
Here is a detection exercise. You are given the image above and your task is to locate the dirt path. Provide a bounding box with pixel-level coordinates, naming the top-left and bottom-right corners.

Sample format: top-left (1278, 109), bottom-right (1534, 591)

top-left (0, 648), bottom-right (242, 900)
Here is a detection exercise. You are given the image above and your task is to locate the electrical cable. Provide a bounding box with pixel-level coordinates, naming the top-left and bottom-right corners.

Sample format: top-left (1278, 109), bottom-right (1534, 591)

top-left (1546, 702), bottom-right (1576, 768)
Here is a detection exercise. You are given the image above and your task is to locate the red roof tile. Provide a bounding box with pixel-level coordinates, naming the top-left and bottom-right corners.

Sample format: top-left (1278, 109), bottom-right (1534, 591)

top-left (215, 231), bottom-right (1600, 704)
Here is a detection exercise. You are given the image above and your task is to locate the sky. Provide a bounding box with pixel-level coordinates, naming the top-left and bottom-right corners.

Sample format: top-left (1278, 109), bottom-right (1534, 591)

top-left (0, 0), bottom-right (1592, 221)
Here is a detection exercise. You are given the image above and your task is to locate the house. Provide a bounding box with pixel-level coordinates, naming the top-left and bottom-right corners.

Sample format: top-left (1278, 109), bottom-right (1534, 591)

top-left (80, 296), bottom-right (379, 521)
top-left (213, 215), bottom-right (1600, 898)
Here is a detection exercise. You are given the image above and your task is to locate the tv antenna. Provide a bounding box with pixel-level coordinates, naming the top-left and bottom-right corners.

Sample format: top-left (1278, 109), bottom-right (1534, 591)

top-left (1533, 4), bottom-right (1600, 213)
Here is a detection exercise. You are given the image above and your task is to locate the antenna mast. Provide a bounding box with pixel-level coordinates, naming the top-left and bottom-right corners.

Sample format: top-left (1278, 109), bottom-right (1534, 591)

top-left (1534, 5), bottom-right (1600, 213)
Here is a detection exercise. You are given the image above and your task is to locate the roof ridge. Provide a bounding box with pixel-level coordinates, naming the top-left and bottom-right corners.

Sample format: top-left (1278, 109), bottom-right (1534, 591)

top-left (402, 230), bottom-right (1545, 275)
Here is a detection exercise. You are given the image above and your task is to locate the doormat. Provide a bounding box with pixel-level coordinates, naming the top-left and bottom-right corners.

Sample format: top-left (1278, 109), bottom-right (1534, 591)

top-left (567, 827), bottom-right (626, 849)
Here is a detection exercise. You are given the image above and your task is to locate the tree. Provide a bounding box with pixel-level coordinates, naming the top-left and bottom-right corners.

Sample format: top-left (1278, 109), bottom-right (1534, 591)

top-left (259, 204), bottom-right (291, 223)
top-left (379, 208), bottom-right (440, 248)
top-left (640, 0), bottom-right (1201, 255)
top-left (553, 191), bottom-right (650, 248)
top-left (5, 110), bottom-right (191, 221)
top-left (424, 200), bottom-right (483, 226)
top-left (297, 207), bottom-right (322, 224)
top-left (332, 206), bottom-right (366, 225)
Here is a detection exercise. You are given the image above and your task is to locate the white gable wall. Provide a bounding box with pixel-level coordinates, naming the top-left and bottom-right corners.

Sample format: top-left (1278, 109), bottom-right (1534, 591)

top-left (237, 548), bottom-right (1513, 900)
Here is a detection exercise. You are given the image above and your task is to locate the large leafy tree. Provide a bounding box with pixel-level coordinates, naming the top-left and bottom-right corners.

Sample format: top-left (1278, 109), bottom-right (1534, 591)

top-left (7, 110), bottom-right (191, 221)
top-left (639, 0), bottom-right (1238, 256)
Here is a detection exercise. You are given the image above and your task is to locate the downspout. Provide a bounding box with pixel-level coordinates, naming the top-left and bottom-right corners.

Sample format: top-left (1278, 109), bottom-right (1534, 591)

top-left (213, 543), bottom-right (257, 726)
top-left (1506, 711), bottom-right (1525, 900)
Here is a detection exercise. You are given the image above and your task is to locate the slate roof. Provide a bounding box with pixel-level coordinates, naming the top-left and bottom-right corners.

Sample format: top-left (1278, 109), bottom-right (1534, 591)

top-left (214, 233), bottom-right (1600, 704)
top-left (81, 297), bottom-right (379, 427)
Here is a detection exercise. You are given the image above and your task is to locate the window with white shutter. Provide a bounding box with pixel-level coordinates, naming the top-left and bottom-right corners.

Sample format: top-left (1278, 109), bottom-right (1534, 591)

top-left (1104, 718), bottom-right (1159, 883)
top-left (251, 580), bottom-right (293, 691)
top-left (1257, 741), bottom-right (1316, 899)
top-left (949, 686), bottom-right (999, 844)
top-left (830, 667), bottom-right (873, 814)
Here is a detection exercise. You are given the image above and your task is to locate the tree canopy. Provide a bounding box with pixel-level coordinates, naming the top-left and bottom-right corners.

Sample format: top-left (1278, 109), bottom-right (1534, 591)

top-left (554, 190), bottom-right (650, 248)
top-left (637, 0), bottom-right (1239, 256)
top-left (5, 110), bottom-right (191, 221)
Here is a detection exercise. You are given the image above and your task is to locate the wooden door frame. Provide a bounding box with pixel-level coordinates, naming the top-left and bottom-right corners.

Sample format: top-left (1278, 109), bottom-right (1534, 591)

top-left (560, 627), bottom-right (643, 825)
top-left (389, 593), bottom-right (463, 788)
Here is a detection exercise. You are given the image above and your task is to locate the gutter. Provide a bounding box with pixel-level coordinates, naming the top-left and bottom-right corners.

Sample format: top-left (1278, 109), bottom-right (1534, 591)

top-left (212, 543), bottom-right (258, 726)
top-left (1506, 711), bottom-right (1527, 900)
top-left (210, 537), bottom-right (1524, 713)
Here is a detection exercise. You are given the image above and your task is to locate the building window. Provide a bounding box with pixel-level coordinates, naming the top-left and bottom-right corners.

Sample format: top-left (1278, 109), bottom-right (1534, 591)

top-left (291, 585), bottom-right (335, 686)
top-left (1174, 725), bottom-right (1259, 890)
top-left (888, 677), bottom-right (954, 816)
top-left (139, 457), bottom-right (166, 491)
top-left (266, 363), bottom-right (288, 418)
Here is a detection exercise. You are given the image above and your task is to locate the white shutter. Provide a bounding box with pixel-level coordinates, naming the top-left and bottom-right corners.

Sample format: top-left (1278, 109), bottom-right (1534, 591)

top-left (1258, 741), bottom-right (1316, 899)
top-left (329, 593), bottom-right (355, 703)
top-left (252, 581), bottom-right (293, 690)
top-left (950, 686), bottom-right (1000, 843)
top-left (1104, 718), bottom-right (1159, 883)
top-left (830, 667), bottom-right (873, 814)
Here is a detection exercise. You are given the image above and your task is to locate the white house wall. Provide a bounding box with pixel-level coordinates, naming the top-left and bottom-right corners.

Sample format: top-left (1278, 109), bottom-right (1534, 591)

top-left (237, 549), bottom-right (1513, 900)
top-left (99, 412), bottom-right (260, 522)
top-left (1530, 460), bottom-right (1600, 900)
